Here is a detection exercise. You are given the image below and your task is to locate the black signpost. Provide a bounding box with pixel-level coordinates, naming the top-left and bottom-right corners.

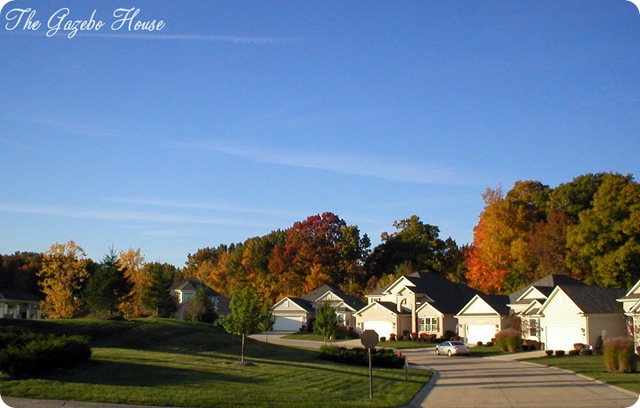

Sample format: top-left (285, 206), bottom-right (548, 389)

top-left (360, 329), bottom-right (379, 400)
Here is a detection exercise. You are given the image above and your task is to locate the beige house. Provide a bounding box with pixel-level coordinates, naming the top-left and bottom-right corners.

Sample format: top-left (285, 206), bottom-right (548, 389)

top-left (170, 277), bottom-right (230, 320)
top-left (355, 272), bottom-right (480, 339)
top-left (271, 285), bottom-right (365, 332)
top-left (617, 278), bottom-right (640, 352)
top-left (456, 294), bottom-right (511, 344)
top-left (538, 285), bottom-right (627, 351)
top-left (0, 290), bottom-right (41, 319)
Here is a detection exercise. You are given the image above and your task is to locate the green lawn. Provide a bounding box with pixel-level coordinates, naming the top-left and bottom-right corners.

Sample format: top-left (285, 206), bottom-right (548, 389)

top-left (0, 319), bottom-right (431, 407)
top-left (524, 354), bottom-right (640, 394)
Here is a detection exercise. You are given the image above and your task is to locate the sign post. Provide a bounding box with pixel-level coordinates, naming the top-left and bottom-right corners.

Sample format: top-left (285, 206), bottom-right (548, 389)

top-left (360, 329), bottom-right (379, 400)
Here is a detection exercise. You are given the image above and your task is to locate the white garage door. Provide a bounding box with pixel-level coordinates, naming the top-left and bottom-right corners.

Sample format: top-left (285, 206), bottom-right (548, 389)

top-left (545, 326), bottom-right (582, 351)
top-left (466, 325), bottom-right (496, 344)
top-left (363, 321), bottom-right (393, 338)
top-left (273, 316), bottom-right (304, 332)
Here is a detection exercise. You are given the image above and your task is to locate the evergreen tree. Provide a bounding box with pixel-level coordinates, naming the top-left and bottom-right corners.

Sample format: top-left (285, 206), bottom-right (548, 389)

top-left (84, 248), bottom-right (133, 317)
top-left (141, 262), bottom-right (179, 317)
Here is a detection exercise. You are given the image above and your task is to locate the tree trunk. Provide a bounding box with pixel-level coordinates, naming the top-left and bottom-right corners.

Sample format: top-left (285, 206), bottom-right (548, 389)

top-left (241, 334), bottom-right (245, 363)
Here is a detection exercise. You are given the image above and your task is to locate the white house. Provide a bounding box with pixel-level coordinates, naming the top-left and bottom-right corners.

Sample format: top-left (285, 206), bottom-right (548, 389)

top-left (271, 285), bottom-right (365, 332)
top-left (617, 278), bottom-right (640, 352)
top-left (538, 285), bottom-right (627, 351)
top-left (456, 294), bottom-right (511, 344)
top-left (0, 290), bottom-right (41, 319)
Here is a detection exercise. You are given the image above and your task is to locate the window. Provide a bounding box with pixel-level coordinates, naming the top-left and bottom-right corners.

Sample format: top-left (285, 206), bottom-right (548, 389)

top-left (528, 319), bottom-right (540, 337)
top-left (419, 317), bottom-right (439, 333)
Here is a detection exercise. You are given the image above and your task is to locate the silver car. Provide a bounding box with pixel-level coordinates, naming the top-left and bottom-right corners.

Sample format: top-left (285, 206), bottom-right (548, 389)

top-left (435, 340), bottom-right (470, 356)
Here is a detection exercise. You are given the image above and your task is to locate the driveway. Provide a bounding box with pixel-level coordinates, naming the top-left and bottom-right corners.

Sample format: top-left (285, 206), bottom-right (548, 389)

top-left (401, 348), bottom-right (639, 408)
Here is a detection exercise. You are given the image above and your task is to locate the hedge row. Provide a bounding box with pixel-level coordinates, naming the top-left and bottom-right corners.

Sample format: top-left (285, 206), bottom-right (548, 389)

top-left (0, 328), bottom-right (92, 378)
top-left (318, 345), bottom-right (405, 368)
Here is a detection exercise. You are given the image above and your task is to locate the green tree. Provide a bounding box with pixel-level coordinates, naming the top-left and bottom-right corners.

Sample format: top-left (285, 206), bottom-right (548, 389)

top-left (314, 301), bottom-right (337, 345)
top-left (38, 241), bottom-right (90, 318)
top-left (219, 286), bottom-right (261, 363)
top-left (141, 262), bottom-right (179, 317)
top-left (567, 173), bottom-right (640, 287)
top-left (366, 215), bottom-right (451, 278)
top-left (257, 301), bottom-right (275, 342)
top-left (84, 248), bottom-right (133, 317)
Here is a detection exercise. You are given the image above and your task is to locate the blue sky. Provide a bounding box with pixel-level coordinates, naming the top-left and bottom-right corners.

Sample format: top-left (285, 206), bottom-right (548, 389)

top-left (1, 0), bottom-right (639, 267)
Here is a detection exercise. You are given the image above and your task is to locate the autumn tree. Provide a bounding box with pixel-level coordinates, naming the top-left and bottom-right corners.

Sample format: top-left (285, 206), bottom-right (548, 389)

top-left (118, 247), bottom-right (147, 317)
top-left (38, 241), bottom-right (90, 318)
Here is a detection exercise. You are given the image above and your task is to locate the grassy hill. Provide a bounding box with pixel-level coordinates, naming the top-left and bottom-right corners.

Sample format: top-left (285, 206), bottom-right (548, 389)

top-left (0, 319), bottom-right (430, 407)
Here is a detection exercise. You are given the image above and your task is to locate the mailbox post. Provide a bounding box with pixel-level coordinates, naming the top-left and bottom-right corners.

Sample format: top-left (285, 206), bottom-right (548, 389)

top-left (360, 330), bottom-right (379, 400)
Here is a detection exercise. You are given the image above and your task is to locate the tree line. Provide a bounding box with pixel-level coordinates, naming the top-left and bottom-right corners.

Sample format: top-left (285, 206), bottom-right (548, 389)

top-left (1, 171), bottom-right (638, 318)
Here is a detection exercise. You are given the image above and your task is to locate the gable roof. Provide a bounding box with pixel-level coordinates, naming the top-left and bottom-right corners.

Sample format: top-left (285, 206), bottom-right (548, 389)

top-left (301, 284), bottom-right (366, 311)
top-left (457, 293), bottom-right (510, 316)
top-left (509, 274), bottom-right (585, 303)
top-left (540, 285), bottom-right (627, 315)
top-left (355, 300), bottom-right (410, 316)
top-left (0, 290), bottom-right (40, 302)
top-left (403, 272), bottom-right (483, 314)
top-left (170, 277), bottom-right (223, 298)
top-left (271, 296), bottom-right (314, 312)
top-left (618, 279), bottom-right (640, 302)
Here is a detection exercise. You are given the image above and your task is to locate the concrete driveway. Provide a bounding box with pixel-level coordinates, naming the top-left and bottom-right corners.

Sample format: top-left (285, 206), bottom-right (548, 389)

top-left (401, 348), bottom-right (639, 408)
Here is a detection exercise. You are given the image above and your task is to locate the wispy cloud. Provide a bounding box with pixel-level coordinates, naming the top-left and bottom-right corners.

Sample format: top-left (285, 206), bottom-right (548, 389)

top-left (0, 202), bottom-right (271, 228)
top-left (106, 197), bottom-right (298, 219)
top-left (183, 140), bottom-right (469, 186)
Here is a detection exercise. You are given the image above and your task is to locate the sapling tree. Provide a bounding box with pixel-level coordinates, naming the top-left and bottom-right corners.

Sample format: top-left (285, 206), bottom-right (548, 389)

top-left (220, 286), bottom-right (261, 363)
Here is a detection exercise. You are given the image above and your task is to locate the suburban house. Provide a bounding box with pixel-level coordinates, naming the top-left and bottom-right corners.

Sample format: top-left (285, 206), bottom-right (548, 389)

top-left (170, 277), bottom-right (230, 320)
top-left (271, 284), bottom-right (365, 332)
top-left (507, 274), bottom-right (585, 343)
top-left (0, 289), bottom-right (41, 319)
top-left (537, 285), bottom-right (628, 351)
top-left (617, 278), bottom-right (640, 352)
top-left (354, 272), bottom-right (481, 339)
top-left (455, 294), bottom-right (511, 344)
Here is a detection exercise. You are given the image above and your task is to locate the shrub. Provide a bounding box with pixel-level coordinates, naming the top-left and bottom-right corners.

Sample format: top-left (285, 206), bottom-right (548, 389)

top-left (604, 337), bottom-right (637, 373)
top-left (581, 348), bottom-right (593, 356)
top-left (0, 330), bottom-right (91, 379)
top-left (389, 333), bottom-right (396, 341)
top-left (495, 328), bottom-right (521, 352)
top-left (486, 341), bottom-right (494, 347)
top-left (318, 346), bottom-right (404, 368)
top-left (568, 350), bottom-right (579, 356)
top-left (477, 341), bottom-right (483, 347)
top-left (379, 336), bottom-right (386, 342)
top-left (334, 324), bottom-right (349, 340)
top-left (555, 350), bottom-right (565, 357)
top-left (545, 350), bottom-right (553, 357)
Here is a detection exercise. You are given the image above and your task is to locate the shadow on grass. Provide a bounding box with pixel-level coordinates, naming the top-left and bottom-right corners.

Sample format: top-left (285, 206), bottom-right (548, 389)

top-left (44, 358), bottom-right (259, 387)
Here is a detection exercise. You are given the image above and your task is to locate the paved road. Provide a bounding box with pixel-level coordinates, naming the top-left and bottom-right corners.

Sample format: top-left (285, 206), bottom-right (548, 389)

top-left (400, 348), bottom-right (639, 408)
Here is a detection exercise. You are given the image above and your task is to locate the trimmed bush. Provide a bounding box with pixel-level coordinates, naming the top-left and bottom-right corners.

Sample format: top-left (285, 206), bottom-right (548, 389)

top-left (477, 341), bottom-right (483, 347)
top-left (568, 350), bottom-right (579, 356)
top-left (604, 337), bottom-right (637, 373)
top-left (379, 336), bottom-right (386, 342)
top-left (495, 328), bottom-right (521, 352)
top-left (0, 329), bottom-right (91, 379)
top-left (554, 350), bottom-right (565, 357)
top-left (545, 350), bottom-right (553, 357)
top-left (318, 345), bottom-right (405, 368)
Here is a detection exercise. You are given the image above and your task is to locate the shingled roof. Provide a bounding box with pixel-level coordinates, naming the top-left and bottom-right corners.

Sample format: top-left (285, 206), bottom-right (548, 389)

top-left (557, 285), bottom-right (627, 314)
top-left (404, 272), bottom-right (483, 314)
top-left (170, 277), bottom-right (222, 298)
top-left (0, 290), bottom-right (40, 302)
top-left (301, 284), bottom-right (365, 311)
top-left (509, 274), bottom-right (585, 303)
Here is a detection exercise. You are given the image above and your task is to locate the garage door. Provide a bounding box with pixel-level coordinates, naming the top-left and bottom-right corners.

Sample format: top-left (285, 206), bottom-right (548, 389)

top-left (466, 325), bottom-right (496, 344)
top-left (273, 316), bottom-right (304, 332)
top-left (363, 321), bottom-right (393, 338)
top-left (545, 326), bottom-right (582, 351)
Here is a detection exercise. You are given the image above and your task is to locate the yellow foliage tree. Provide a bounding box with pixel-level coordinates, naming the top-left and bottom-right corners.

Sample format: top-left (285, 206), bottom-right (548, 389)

top-left (118, 247), bottom-right (147, 317)
top-left (38, 241), bottom-right (89, 318)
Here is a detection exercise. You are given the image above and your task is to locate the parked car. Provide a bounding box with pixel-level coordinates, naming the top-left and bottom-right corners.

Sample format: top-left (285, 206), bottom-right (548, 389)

top-left (435, 340), bottom-right (470, 356)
